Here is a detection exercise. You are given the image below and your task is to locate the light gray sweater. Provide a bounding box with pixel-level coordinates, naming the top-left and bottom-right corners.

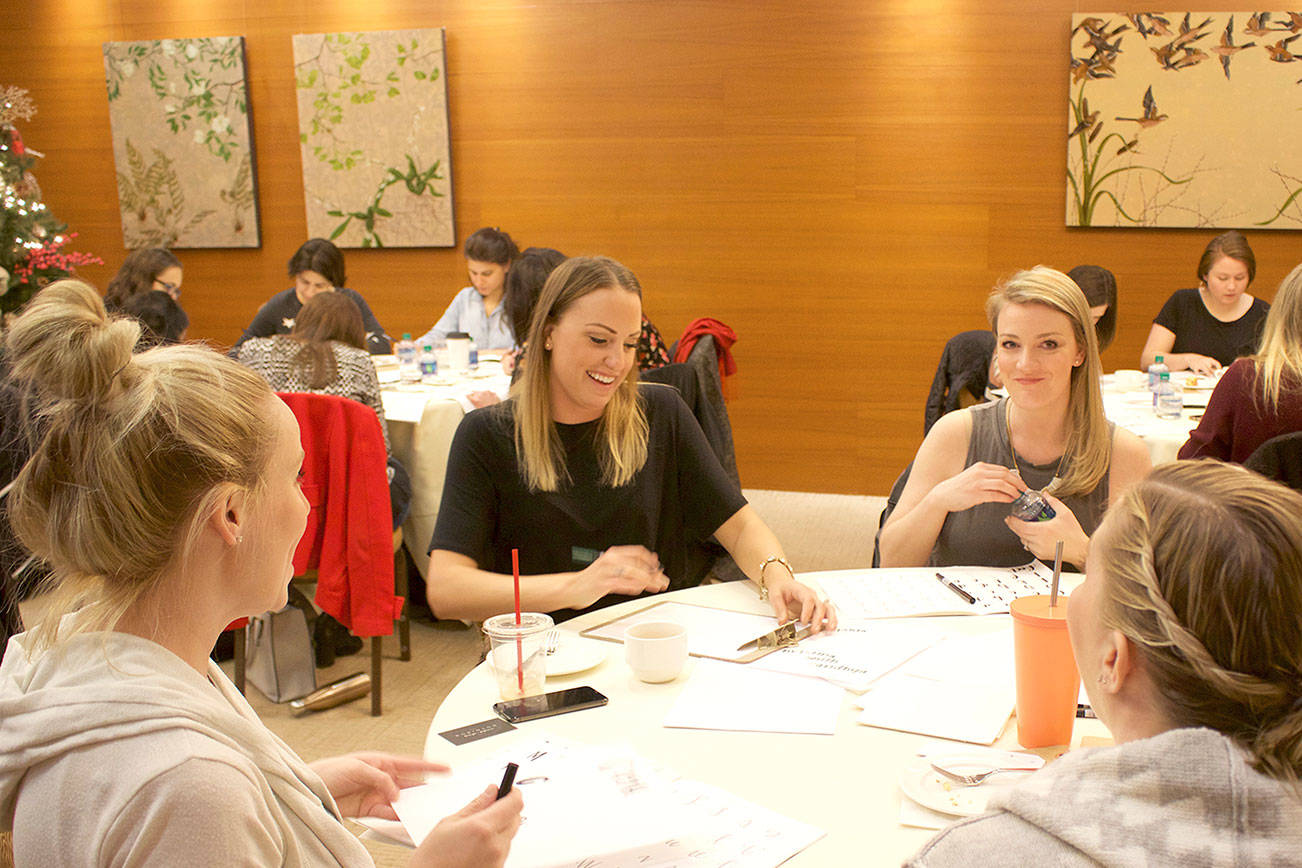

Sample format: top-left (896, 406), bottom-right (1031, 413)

top-left (908, 727), bottom-right (1302, 867)
top-left (0, 625), bottom-right (374, 866)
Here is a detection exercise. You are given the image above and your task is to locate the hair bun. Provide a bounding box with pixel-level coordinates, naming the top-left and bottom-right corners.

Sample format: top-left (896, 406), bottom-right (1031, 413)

top-left (5, 279), bottom-right (141, 404)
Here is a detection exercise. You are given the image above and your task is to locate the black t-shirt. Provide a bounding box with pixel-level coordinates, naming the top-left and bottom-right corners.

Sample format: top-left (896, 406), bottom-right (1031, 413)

top-left (1153, 288), bottom-right (1270, 367)
top-left (429, 383), bottom-right (747, 620)
top-left (234, 287), bottom-right (391, 354)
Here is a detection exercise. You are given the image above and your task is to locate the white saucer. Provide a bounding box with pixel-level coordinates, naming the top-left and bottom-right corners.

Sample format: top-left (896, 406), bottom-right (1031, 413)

top-left (545, 637), bottom-right (609, 677)
top-left (898, 751), bottom-right (1043, 817)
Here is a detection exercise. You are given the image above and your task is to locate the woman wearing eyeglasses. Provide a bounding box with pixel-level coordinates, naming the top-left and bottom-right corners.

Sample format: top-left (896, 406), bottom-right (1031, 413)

top-left (104, 247), bottom-right (183, 310)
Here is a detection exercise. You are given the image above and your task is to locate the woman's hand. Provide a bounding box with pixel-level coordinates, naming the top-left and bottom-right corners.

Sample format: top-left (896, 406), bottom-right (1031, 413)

top-left (1002, 491), bottom-right (1089, 567)
top-left (765, 571), bottom-right (837, 633)
top-left (928, 461), bottom-right (1026, 514)
top-left (1183, 354), bottom-right (1221, 377)
top-left (500, 348), bottom-right (521, 375)
top-left (309, 752), bottom-right (448, 821)
top-left (569, 545), bottom-right (669, 609)
top-left (466, 390), bottom-right (502, 409)
top-left (412, 785), bottom-right (523, 868)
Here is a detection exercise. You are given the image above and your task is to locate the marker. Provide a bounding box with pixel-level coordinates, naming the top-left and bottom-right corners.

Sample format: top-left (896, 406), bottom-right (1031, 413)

top-left (496, 762), bottom-right (518, 800)
top-left (936, 572), bottom-right (976, 605)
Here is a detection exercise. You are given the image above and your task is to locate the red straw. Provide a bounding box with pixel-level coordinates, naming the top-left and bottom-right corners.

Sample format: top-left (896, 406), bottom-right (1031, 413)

top-left (512, 548), bottom-right (523, 692)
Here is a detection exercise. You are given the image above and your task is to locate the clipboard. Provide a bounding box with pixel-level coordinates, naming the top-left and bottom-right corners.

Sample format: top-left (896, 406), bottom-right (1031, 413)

top-left (579, 600), bottom-right (812, 663)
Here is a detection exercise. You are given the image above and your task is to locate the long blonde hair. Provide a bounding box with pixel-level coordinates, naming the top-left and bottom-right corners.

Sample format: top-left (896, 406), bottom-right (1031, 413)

top-left (512, 256), bottom-right (647, 492)
top-left (1096, 460), bottom-right (1302, 789)
top-left (985, 265), bottom-right (1110, 497)
top-left (5, 280), bottom-right (276, 650)
top-left (1252, 262), bottom-right (1302, 412)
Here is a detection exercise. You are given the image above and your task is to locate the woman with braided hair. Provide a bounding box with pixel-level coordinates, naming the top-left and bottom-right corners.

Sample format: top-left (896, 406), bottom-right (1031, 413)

top-left (910, 460), bottom-right (1302, 865)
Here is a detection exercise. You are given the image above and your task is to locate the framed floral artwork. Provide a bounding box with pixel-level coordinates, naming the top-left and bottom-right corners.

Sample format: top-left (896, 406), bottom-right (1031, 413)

top-left (292, 27), bottom-right (455, 248)
top-left (102, 36), bottom-right (259, 248)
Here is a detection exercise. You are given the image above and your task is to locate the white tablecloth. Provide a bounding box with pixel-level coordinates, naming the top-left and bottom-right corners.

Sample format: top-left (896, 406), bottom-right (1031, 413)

top-left (424, 580), bottom-right (1109, 866)
top-left (379, 361), bottom-right (511, 578)
top-left (1101, 376), bottom-right (1202, 465)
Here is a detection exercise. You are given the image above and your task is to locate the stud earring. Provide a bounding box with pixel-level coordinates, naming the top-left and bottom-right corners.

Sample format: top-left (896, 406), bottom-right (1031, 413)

top-left (236, 535), bottom-right (244, 544)
top-left (545, 340), bottom-right (553, 351)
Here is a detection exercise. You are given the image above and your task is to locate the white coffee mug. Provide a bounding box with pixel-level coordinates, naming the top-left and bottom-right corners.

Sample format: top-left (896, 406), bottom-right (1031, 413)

top-left (624, 621), bottom-right (688, 683)
top-left (1115, 369), bottom-right (1146, 391)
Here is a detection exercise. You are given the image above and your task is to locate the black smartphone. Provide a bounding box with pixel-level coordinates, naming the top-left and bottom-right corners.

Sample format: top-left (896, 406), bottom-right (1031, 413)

top-left (492, 685), bottom-right (608, 723)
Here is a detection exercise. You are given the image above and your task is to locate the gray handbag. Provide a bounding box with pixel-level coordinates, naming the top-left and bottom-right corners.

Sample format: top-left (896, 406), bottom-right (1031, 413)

top-left (245, 604), bottom-right (317, 702)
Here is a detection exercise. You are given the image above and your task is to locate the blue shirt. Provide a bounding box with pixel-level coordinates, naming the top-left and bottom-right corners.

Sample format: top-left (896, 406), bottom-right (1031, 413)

top-left (418, 286), bottom-right (516, 350)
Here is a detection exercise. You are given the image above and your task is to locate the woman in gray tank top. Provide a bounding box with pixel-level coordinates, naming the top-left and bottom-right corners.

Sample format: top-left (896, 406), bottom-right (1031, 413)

top-left (879, 267), bottom-right (1151, 570)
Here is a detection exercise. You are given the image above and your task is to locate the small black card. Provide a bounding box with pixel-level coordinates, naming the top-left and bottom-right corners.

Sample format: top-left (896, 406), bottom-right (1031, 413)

top-left (439, 717), bottom-right (516, 745)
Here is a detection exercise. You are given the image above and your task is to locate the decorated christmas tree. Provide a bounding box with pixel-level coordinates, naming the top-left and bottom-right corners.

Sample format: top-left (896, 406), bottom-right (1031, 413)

top-left (0, 85), bottom-right (101, 317)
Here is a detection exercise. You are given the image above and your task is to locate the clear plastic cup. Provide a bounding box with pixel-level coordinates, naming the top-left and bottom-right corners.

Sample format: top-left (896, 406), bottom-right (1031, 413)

top-left (482, 612), bottom-right (553, 700)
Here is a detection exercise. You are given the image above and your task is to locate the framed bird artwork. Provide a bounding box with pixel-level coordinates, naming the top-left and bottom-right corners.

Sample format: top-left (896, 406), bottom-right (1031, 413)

top-left (1068, 12), bottom-right (1302, 228)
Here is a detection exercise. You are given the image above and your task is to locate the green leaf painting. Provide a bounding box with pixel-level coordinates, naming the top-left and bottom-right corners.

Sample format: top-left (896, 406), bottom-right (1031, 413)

top-left (1068, 12), bottom-right (1302, 229)
top-left (293, 27), bottom-right (454, 247)
top-left (103, 36), bottom-right (259, 247)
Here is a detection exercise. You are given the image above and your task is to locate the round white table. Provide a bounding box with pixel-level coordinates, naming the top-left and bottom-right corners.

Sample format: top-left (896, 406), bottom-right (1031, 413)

top-left (424, 581), bottom-right (1108, 865)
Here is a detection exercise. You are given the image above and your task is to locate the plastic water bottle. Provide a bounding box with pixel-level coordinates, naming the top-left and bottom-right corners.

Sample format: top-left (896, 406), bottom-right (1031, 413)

top-left (419, 343), bottom-right (439, 383)
top-left (1147, 354), bottom-right (1168, 392)
top-left (1155, 372), bottom-right (1183, 419)
top-left (396, 333), bottom-right (420, 384)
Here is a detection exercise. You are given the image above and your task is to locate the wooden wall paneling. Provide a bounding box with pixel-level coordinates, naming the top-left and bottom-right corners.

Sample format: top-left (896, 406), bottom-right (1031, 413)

top-left (2, 0), bottom-right (1293, 496)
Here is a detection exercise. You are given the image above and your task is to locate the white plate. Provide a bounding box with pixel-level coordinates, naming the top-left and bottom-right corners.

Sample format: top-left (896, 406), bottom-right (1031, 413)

top-left (898, 751), bottom-right (1043, 817)
top-left (545, 637), bottom-right (609, 677)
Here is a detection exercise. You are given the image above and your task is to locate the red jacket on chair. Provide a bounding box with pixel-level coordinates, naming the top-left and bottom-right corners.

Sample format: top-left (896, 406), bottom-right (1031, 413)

top-left (278, 392), bottom-right (402, 637)
top-left (673, 317), bottom-right (737, 397)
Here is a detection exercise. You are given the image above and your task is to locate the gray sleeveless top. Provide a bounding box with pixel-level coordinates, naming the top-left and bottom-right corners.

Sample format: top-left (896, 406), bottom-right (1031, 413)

top-left (931, 399), bottom-right (1111, 568)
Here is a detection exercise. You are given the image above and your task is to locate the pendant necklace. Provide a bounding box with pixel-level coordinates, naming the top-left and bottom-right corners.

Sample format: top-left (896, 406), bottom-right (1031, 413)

top-left (1005, 400), bottom-right (1066, 494)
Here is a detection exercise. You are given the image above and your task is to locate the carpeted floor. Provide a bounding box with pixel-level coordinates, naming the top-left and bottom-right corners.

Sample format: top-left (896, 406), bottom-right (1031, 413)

top-left (10, 489), bottom-right (886, 868)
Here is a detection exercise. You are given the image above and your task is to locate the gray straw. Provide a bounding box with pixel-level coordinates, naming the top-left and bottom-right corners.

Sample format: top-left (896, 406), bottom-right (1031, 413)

top-left (1050, 540), bottom-right (1064, 607)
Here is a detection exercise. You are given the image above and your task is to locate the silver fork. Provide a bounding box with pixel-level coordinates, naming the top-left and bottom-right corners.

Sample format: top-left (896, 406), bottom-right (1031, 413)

top-left (543, 629), bottom-right (560, 656)
top-left (929, 762), bottom-right (1041, 787)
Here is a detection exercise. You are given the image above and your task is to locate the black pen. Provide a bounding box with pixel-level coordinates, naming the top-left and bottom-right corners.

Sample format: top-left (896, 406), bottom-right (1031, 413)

top-left (936, 572), bottom-right (976, 605)
top-left (495, 762), bottom-right (518, 800)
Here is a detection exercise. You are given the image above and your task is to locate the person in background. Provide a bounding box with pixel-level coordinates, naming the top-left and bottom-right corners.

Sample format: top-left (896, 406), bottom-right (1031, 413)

top-left (419, 227), bottom-right (519, 350)
top-left (103, 247), bottom-right (183, 311)
top-left (1141, 230), bottom-right (1269, 376)
top-left (1179, 262), bottom-right (1302, 464)
top-left (426, 256), bottom-right (833, 628)
top-left (1066, 265), bottom-right (1117, 352)
top-left (909, 461), bottom-right (1302, 866)
top-left (122, 288), bottom-right (189, 347)
top-left (238, 292), bottom-right (392, 458)
top-left (502, 246), bottom-right (568, 375)
top-left (880, 266), bottom-right (1150, 570)
top-left (0, 280), bottom-right (521, 866)
top-left (234, 238), bottom-right (391, 355)
top-left (238, 291), bottom-right (408, 665)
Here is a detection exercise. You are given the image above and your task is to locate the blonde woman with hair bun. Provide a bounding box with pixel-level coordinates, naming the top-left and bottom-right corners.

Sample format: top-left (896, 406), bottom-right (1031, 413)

top-left (1179, 261), bottom-right (1302, 463)
top-left (880, 266), bottom-right (1151, 570)
top-left (428, 256), bottom-right (833, 628)
top-left (910, 460), bottom-right (1302, 865)
top-left (0, 280), bottom-right (521, 866)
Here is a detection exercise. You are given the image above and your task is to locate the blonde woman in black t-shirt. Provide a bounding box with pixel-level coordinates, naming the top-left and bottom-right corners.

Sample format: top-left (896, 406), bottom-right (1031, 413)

top-left (427, 256), bottom-right (834, 628)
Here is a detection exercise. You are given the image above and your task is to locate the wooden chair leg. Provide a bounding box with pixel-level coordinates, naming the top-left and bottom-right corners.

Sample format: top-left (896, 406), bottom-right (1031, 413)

top-left (395, 545), bottom-right (411, 662)
top-left (233, 628), bottom-right (246, 694)
top-left (370, 636), bottom-right (382, 716)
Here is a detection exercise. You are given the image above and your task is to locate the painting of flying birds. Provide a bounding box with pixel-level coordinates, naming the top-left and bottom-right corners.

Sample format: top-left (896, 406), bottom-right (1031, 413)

top-left (1069, 12), bottom-right (1302, 228)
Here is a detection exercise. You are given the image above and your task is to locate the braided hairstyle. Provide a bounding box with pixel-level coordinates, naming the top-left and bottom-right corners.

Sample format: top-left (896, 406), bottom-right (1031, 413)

top-left (1096, 460), bottom-right (1302, 787)
top-left (4, 280), bottom-right (275, 649)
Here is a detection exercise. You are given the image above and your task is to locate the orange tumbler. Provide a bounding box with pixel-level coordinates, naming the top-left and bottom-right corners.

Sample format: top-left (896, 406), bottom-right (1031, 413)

top-left (1010, 595), bottom-right (1079, 748)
